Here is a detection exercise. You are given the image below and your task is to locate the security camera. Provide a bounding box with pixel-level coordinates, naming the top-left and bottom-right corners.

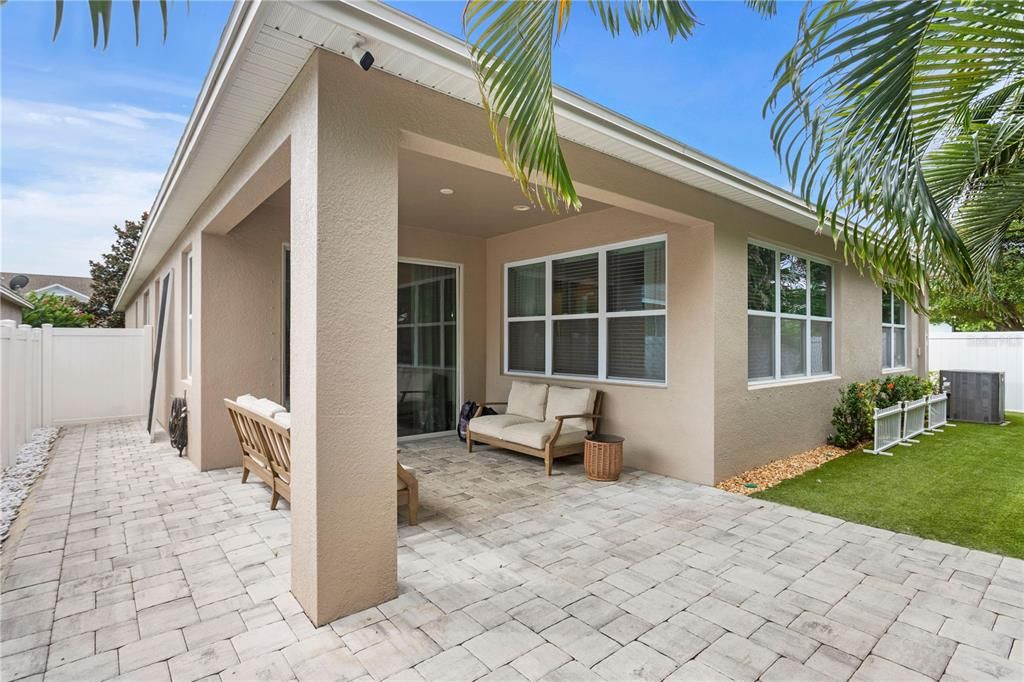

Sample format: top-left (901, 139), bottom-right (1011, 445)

top-left (350, 33), bottom-right (374, 71)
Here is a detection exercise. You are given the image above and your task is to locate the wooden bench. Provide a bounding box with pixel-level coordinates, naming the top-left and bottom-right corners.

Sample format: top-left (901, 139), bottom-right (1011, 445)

top-left (225, 399), bottom-right (418, 523)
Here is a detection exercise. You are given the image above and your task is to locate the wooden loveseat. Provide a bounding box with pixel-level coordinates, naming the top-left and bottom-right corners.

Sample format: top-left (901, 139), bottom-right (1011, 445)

top-left (466, 381), bottom-right (603, 475)
top-left (225, 396), bottom-right (419, 523)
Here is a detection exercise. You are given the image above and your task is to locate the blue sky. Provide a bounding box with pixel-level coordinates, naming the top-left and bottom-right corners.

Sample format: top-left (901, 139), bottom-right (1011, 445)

top-left (2, 0), bottom-right (805, 276)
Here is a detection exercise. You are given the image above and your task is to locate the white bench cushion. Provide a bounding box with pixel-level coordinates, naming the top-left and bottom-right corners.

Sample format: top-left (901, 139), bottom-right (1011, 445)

top-left (506, 381), bottom-right (548, 421)
top-left (544, 386), bottom-right (596, 432)
top-left (235, 394), bottom-right (285, 419)
top-left (469, 414), bottom-right (534, 440)
top-left (501, 421), bottom-right (587, 450)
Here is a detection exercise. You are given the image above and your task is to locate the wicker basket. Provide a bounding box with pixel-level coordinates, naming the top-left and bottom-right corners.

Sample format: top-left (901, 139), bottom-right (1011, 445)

top-left (584, 434), bottom-right (624, 481)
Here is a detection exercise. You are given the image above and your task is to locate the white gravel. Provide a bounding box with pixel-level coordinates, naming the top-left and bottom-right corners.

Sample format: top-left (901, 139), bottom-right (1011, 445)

top-left (1, 427), bottom-right (60, 543)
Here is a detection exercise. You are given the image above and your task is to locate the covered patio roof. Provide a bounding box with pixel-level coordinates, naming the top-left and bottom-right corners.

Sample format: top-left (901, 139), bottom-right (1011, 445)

top-left (115, 0), bottom-right (817, 311)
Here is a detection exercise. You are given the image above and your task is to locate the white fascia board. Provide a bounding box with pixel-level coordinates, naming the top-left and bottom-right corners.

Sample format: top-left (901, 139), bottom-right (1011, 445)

top-left (114, 0), bottom-right (266, 311)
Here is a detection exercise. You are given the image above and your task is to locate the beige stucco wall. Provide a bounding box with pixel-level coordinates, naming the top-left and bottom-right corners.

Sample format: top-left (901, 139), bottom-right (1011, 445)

top-left (483, 208), bottom-right (716, 483)
top-left (200, 202), bottom-right (290, 470)
top-left (712, 219), bottom-right (928, 481)
top-left (1, 299), bottom-right (24, 323)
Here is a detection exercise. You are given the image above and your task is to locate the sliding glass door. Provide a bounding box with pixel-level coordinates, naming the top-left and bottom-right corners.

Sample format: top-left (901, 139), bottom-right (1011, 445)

top-left (398, 261), bottom-right (459, 437)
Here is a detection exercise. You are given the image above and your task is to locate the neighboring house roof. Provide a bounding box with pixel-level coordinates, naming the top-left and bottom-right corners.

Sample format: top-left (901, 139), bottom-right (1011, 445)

top-left (116, 0), bottom-right (819, 310)
top-left (1, 273), bottom-right (93, 302)
top-left (1, 284), bottom-right (35, 310)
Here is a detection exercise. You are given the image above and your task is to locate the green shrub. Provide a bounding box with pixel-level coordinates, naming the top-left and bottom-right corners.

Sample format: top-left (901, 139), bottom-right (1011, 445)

top-left (830, 374), bottom-right (935, 448)
top-left (876, 374), bottom-right (933, 408)
top-left (830, 381), bottom-right (878, 448)
top-left (22, 292), bottom-right (94, 328)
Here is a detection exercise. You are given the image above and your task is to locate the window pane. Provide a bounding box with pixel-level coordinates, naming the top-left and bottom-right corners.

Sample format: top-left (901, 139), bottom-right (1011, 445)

top-left (608, 316), bottom-right (666, 382)
top-left (747, 315), bottom-right (775, 380)
top-left (894, 327), bottom-right (906, 367)
top-left (416, 280), bottom-right (441, 323)
top-left (882, 326), bottom-right (892, 369)
top-left (552, 253), bottom-right (599, 315)
top-left (508, 320), bottom-right (545, 373)
top-left (780, 254), bottom-right (807, 314)
top-left (882, 291), bottom-right (892, 324)
top-left (893, 298), bottom-right (904, 325)
top-left (444, 324), bottom-right (456, 368)
top-left (508, 263), bottom-right (546, 317)
top-left (810, 262), bottom-right (832, 317)
top-left (398, 328), bottom-right (414, 365)
top-left (418, 326), bottom-right (441, 367)
top-left (398, 287), bottom-right (412, 324)
top-left (553, 318), bottom-right (599, 376)
top-left (747, 244), bottom-right (776, 312)
top-left (781, 318), bottom-right (806, 377)
top-left (608, 242), bottom-right (666, 312)
top-left (811, 320), bottom-right (832, 375)
top-left (443, 277), bottom-right (456, 322)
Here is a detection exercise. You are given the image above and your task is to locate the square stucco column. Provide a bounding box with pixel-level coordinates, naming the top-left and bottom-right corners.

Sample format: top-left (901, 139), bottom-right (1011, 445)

top-left (289, 53), bottom-right (398, 626)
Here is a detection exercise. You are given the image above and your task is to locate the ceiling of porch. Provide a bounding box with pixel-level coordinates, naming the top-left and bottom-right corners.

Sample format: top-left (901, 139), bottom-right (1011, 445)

top-left (397, 149), bottom-right (612, 237)
top-left (260, 149), bottom-right (616, 238)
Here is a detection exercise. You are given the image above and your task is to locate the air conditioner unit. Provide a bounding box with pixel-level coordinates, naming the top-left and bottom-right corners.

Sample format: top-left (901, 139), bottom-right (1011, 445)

top-left (940, 370), bottom-right (1006, 424)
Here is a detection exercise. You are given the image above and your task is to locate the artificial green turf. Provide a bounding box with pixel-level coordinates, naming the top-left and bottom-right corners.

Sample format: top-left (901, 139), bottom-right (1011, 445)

top-left (754, 413), bottom-right (1024, 558)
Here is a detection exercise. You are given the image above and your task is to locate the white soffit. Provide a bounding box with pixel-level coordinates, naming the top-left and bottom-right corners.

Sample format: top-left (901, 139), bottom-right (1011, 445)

top-left (117, 0), bottom-right (815, 309)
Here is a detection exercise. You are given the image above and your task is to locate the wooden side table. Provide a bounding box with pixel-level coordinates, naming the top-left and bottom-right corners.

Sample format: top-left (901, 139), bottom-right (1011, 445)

top-left (584, 434), bottom-right (624, 481)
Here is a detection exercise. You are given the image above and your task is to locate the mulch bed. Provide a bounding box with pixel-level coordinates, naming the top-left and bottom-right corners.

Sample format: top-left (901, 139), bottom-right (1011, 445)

top-left (716, 443), bottom-right (853, 495)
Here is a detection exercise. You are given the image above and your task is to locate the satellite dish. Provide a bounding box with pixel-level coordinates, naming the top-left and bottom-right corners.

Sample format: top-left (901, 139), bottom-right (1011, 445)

top-left (8, 275), bottom-right (29, 291)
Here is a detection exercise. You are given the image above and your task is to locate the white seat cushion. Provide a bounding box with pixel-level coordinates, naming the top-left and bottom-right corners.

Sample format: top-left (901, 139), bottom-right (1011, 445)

top-left (544, 386), bottom-right (596, 432)
top-left (273, 412), bottom-right (291, 430)
top-left (469, 413), bottom-right (535, 439)
top-left (506, 381), bottom-right (548, 421)
top-left (500, 421), bottom-right (587, 450)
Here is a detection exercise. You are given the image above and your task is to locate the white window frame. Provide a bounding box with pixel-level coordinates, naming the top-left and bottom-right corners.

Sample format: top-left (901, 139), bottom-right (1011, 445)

top-left (503, 235), bottom-right (668, 387)
top-left (186, 251), bottom-right (194, 379)
top-left (882, 290), bottom-right (908, 371)
top-left (747, 240), bottom-right (836, 386)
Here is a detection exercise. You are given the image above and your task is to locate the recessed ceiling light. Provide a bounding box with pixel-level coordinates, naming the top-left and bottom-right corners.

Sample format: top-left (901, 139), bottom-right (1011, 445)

top-left (512, 204), bottom-right (531, 212)
top-left (439, 188), bottom-right (455, 195)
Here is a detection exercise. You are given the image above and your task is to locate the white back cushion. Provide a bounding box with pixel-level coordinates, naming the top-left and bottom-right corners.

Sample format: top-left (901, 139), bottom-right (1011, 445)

top-left (273, 412), bottom-right (291, 430)
top-left (236, 394), bottom-right (261, 412)
top-left (255, 399), bottom-right (286, 418)
top-left (544, 386), bottom-right (596, 432)
top-left (506, 381), bottom-right (548, 421)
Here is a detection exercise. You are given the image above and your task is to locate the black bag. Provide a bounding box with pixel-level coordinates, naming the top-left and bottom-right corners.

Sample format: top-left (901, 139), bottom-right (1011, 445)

top-left (458, 401), bottom-right (496, 441)
top-left (169, 395), bottom-right (188, 457)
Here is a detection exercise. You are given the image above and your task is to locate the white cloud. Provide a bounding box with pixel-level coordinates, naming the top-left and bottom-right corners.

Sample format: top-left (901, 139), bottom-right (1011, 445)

top-left (2, 99), bottom-right (185, 275)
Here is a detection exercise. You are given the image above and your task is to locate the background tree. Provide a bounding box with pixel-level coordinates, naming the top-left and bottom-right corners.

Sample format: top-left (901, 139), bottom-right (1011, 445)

top-left (85, 213), bottom-right (146, 328)
top-left (928, 222), bottom-right (1024, 331)
top-left (22, 292), bottom-right (94, 328)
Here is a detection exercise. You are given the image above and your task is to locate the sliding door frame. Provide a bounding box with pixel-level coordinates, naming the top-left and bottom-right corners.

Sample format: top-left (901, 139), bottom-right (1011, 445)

top-left (397, 257), bottom-right (463, 441)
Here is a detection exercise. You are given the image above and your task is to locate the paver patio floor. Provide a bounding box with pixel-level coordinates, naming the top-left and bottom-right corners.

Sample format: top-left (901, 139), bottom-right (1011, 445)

top-left (2, 419), bottom-right (1022, 682)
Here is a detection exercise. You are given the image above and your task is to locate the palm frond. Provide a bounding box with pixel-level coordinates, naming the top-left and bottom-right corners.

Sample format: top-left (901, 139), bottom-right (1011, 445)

top-left (465, 0), bottom-right (698, 213)
top-left (765, 0), bottom-right (1024, 306)
top-left (48, 0), bottom-right (174, 47)
top-left (744, 0), bottom-right (777, 18)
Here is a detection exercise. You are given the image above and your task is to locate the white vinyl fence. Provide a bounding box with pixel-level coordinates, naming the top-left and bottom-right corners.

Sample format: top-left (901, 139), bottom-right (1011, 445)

top-left (1, 322), bottom-right (152, 468)
top-left (929, 330), bottom-right (1024, 412)
top-left (867, 394), bottom-right (951, 456)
